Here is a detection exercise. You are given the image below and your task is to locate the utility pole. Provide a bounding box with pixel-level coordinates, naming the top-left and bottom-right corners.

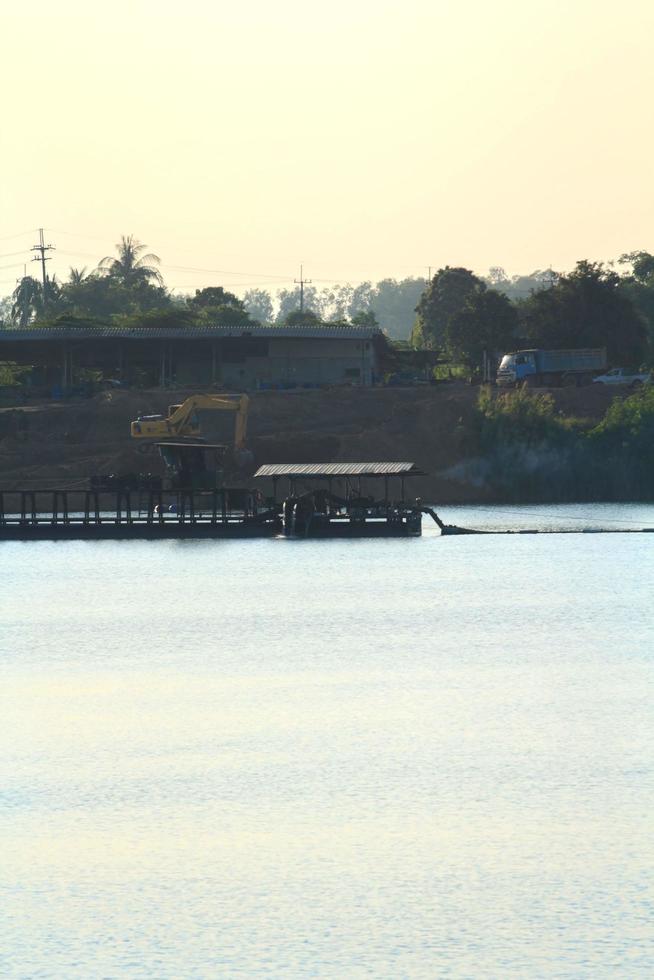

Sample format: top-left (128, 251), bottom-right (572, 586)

top-left (294, 264), bottom-right (311, 313)
top-left (31, 228), bottom-right (54, 311)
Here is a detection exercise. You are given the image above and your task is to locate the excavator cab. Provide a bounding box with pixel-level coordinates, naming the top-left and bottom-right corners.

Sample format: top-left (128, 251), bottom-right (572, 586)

top-left (157, 442), bottom-right (227, 490)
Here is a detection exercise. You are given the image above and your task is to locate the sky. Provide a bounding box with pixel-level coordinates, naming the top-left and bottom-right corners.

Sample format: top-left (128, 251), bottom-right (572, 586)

top-left (2, 0), bottom-right (653, 297)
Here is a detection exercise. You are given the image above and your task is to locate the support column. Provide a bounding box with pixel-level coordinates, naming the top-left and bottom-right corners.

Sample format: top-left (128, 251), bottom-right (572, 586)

top-left (160, 343), bottom-right (166, 387)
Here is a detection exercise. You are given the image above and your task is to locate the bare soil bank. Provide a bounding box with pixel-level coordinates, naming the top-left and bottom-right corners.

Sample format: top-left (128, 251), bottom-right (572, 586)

top-left (0, 383), bottom-right (619, 502)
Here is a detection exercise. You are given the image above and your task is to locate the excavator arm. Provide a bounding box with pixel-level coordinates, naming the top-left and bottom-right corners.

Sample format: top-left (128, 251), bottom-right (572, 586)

top-left (131, 394), bottom-right (249, 448)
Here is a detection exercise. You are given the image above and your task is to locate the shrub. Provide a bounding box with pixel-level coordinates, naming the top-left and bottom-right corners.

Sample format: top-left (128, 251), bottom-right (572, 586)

top-left (477, 385), bottom-right (571, 448)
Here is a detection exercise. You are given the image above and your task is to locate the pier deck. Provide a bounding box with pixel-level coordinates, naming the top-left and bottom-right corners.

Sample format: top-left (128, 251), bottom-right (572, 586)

top-left (0, 489), bottom-right (280, 541)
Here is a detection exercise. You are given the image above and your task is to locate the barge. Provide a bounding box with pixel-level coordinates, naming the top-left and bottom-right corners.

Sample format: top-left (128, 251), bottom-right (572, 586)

top-left (254, 462), bottom-right (425, 537)
top-left (0, 461), bottom-right (428, 541)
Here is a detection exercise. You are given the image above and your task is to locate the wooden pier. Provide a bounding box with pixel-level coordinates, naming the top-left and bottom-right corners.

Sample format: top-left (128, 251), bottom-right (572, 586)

top-left (0, 488), bottom-right (280, 541)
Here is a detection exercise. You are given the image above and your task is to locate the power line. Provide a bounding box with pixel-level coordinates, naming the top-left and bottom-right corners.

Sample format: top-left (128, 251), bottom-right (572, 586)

top-left (0, 229), bottom-right (37, 242)
top-left (168, 280), bottom-right (294, 289)
top-left (0, 249), bottom-right (32, 260)
top-left (304, 276), bottom-right (368, 285)
top-left (44, 228), bottom-right (113, 243)
top-left (44, 227), bottom-right (432, 276)
top-left (43, 250), bottom-right (298, 284)
top-left (162, 262), bottom-right (290, 280)
top-left (16, 225), bottom-right (436, 289)
top-left (56, 248), bottom-right (105, 260)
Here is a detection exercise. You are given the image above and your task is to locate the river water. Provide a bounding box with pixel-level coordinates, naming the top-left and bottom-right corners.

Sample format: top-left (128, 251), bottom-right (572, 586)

top-left (1, 504), bottom-right (653, 978)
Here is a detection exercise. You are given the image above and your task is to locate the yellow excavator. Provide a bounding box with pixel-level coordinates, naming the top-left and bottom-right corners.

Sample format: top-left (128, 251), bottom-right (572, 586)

top-left (130, 393), bottom-right (249, 449)
top-left (130, 394), bottom-right (252, 485)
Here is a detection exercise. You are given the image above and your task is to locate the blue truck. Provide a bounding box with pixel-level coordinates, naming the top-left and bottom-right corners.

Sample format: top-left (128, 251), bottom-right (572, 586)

top-left (496, 348), bottom-right (607, 387)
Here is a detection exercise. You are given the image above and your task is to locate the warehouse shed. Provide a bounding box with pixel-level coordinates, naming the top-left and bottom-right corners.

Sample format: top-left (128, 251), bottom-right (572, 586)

top-left (0, 322), bottom-right (381, 390)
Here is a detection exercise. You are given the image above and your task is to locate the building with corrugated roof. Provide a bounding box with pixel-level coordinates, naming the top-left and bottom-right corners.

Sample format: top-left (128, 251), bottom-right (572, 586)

top-left (0, 322), bottom-right (381, 390)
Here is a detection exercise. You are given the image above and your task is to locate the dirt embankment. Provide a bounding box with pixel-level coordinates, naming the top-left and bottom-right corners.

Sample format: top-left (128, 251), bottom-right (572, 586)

top-left (0, 383), bottom-right (619, 501)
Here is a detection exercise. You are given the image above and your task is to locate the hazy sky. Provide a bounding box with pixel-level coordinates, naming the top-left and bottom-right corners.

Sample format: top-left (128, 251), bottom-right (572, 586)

top-left (2, 0), bottom-right (653, 296)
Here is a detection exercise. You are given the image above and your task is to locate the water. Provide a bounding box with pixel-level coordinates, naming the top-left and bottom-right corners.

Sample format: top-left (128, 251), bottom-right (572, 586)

top-left (1, 504), bottom-right (653, 978)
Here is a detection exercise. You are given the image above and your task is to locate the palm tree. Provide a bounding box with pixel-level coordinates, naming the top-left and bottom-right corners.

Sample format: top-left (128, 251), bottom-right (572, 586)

top-left (12, 276), bottom-right (45, 326)
top-left (98, 235), bottom-right (163, 286)
top-left (11, 275), bottom-right (61, 325)
top-left (68, 266), bottom-right (88, 285)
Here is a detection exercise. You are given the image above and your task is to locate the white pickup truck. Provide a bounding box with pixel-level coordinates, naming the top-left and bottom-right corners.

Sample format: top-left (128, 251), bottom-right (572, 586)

top-left (592, 367), bottom-right (651, 388)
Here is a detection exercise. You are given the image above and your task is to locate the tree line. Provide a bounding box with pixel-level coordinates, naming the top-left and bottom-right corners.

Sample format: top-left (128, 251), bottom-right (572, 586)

top-left (2, 235), bottom-right (654, 367)
top-left (414, 256), bottom-right (653, 369)
top-left (1, 234), bottom-right (424, 338)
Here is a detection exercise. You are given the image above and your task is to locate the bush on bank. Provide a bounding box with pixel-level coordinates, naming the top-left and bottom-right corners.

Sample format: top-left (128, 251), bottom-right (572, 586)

top-left (473, 385), bottom-right (654, 501)
top-left (585, 386), bottom-right (654, 498)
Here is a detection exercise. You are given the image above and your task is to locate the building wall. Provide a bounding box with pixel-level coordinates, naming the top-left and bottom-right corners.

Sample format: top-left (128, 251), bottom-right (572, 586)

top-left (177, 338), bottom-right (377, 389)
top-left (0, 334), bottom-right (379, 390)
top-left (220, 338), bottom-right (375, 388)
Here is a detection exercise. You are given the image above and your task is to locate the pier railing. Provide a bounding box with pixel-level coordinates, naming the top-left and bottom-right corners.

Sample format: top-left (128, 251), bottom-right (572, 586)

top-left (0, 488), bottom-right (269, 529)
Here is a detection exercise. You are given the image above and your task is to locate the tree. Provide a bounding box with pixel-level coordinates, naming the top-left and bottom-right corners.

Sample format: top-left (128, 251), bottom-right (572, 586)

top-left (188, 286), bottom-right (242, 310)
top-left (186, 286), bottom-right (251, 326)
top-left (487, 266), bottom-right (510, 286)
top-left (619, 250), bottom-right (654, 284)
top-left (68, 267), bottom-right (88, 286)
top-left (243, 288), bottom-right (274, 324)
top-left (276, 285), bottom-right (322, 322)
top-left (0, 295), bottom-right (11, 326)
top-left (11, 275), bottom-right (60, 325)
top-left (619, 279), bottom-right (654, 365)
top-left (318, 284), bottom-right (353, 322)
top-left (372, 278), bottom-right (424, 340)
top-left (284, 309), bottom-right (321, 327)
top-left (270, 279), bottom-right (423, 338)
top-left (347, 281), bottom-right (375, 319)
top-left (99, 235), bottom-right (163, 286)
top-left (413, 267), bottom-right (484, 348)
top-left (114, 308), bottom-right (196, 330)
top-left (520, 260), bottom-right (647, 365)
top-left (351, 309), bottom-right (379, 329)
top-left (11, 276), bottom-right (42, 326)
top-left (446, 290), bottom-right (518, 371)
top-left (484, 269), bottom-right (559, 302)
top-left (57, 274), bottom-right (171, 319)
top-left (242, 282), bottom-right (378, 325)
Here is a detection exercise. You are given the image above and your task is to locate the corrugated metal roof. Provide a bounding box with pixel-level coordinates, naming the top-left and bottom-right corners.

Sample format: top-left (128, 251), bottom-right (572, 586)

top-left (0, 324), bottom-right (378, 342)
top-left (254, 462), bottom-right (423, 478)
